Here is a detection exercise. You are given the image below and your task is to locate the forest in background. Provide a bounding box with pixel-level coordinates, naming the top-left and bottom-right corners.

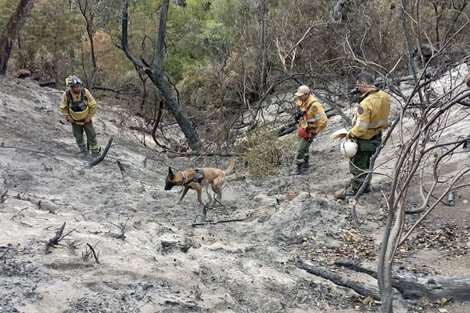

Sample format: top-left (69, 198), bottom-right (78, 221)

top-left (1, 0), bottom-right (469, 151)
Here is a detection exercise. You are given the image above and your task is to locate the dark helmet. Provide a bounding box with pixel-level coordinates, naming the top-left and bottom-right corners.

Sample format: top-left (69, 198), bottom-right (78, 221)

top-left (65, 75), bottom-right (82, 87)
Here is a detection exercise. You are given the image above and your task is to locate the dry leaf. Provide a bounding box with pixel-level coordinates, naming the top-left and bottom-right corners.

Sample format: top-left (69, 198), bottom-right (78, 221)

top-left (363, 295), bottom-right (374, 305)
top-left (438, 298), bottom-right (449, 305)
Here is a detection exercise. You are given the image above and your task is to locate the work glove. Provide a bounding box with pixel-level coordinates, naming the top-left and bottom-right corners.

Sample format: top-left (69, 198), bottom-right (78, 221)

top-left (84, 117), bottom-right (91, 123)
top-left (67, 116), bottom-right (75, 123)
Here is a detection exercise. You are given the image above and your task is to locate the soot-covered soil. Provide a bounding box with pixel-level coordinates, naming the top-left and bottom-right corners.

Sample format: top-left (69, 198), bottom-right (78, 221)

top-left (0, 77), bottom-right (469, 313)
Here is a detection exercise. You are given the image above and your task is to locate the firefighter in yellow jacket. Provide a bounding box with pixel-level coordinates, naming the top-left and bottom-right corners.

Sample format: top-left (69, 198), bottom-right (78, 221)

top-left (291, 85), bottom-right (328, 175)
top-left (335, 72), bottom-right (390, 199)
top-left (60, 75), bottom-right (100, 158)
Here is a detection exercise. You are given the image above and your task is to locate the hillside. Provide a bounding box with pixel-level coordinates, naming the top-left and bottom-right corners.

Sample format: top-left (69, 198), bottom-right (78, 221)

top-left (0, 76), bottom-right (469, 313)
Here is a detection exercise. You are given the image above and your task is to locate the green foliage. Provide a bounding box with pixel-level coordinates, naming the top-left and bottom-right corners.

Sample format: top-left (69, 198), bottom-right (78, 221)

top-left (3, 0), bottom-right (469, 150)
top-left (165, 0), bottom-right (235, 81)
top-left (0, 0), bottom-right (19, 31)
top-left (239, 124), bottom-right (294, 179)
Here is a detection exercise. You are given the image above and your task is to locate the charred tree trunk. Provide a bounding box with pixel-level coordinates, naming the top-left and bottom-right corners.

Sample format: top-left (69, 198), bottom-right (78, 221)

top-left (119, 0), bottom-right (202, 151)
top-left (0, 0), bottom-right (35, 75)
top-left (296, 259), bottom-right (381, 299)
top-left (335, 259), bottom-right (470, 302)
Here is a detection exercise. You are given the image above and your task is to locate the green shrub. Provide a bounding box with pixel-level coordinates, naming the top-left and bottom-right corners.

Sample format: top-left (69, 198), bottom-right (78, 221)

top-left (239, 124), bottom-right (295, 179)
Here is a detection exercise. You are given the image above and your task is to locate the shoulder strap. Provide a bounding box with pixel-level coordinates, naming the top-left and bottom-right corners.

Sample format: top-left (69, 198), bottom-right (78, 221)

top-left (66, 90), bottom-right (72, 111)
top-left (66, 89), bottom-right (72, 104)
top-left (305, 99), bottom-right (317, 111)
top-left (81, 87), bottom-right (86, 101)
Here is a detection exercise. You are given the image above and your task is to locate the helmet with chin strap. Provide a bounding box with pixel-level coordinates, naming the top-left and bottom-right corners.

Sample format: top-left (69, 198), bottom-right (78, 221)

top-left (340, 139), bottom-right (358, 158)
top-left (65, 75), bottom-right (82, 87)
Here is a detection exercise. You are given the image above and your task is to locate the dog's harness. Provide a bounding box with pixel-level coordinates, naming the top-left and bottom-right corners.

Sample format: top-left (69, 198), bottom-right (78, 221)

top-left (181, 168), bottom-right (205, 186)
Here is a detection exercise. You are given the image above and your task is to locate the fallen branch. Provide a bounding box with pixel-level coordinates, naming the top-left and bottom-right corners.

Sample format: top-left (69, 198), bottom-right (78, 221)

top-left (38, 80), bottom-right (56, 87)
top-left (296, 259), bottom-right (381, 299)
top-left (191, 215), bottom-right (251, 227)
top-left (9, 207), bottom-right (29, 221)
top-left (86, 243), bottom-right (100, 264)
top-left (0, 246), bottom-right (11, 259)
top-left (87, 137), bottom-right (113, 168)
top-left (116, 160), bottom-right (126, 180)
top-left (334, 258), bottom-right (470, 301)
top-left (335, 258), bottom-right (377, 277)
top-left (1, 189), bottom-right (7, 203)
top-left (92, 86), bottom-right (128, 94)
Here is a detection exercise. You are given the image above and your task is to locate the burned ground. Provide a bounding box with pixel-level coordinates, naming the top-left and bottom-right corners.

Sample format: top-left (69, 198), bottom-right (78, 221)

top-left (0, 77), bottom-right (469, 313)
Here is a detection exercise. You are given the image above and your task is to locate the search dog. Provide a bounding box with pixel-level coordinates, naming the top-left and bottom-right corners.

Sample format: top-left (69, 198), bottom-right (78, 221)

top-left (164, 157), bottom-right (235, 206)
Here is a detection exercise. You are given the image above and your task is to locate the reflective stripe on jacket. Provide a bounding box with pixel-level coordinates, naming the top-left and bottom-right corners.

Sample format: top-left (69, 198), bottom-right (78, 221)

top-left (349, 90), bottom-right (390, 140)
top-left (296, 94), bottom-right (328, 134)
top-left (60, 87), bottom-right (97, 125)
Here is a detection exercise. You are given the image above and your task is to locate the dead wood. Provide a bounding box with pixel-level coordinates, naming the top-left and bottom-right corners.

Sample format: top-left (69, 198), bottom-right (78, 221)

top-left (9, 207), bottom-right (29, 221)
top-left (296, 259), bottom-right (381, 298)
top-left (393, 274), bottom-right (470, 301)
top-left (87, 137), bottom-right (113, 168)
top-left (0, 246), bottom-right (11, 259)
top-left (45, 222), bottom-right (76, 253)
top-left (335, 258), bottom-right (377, 277)
top-left (93, 86), bottom-right (128, 94)
top-left (191, 214), bottom-right (252, 227)
top-left (0, 189), bottom-right (7, 203)
top-left (129, 125), bottom-right (152, 134)
top-left (38, 80), bottom-right (56, 87)
top-left (106, 217), bottom-right (129, 240)
top-left (120, 0), bottom-right (202, 150)
top-left (151, 100), bottom-right (168, 150)
top-left (334, 259), bottom-right (470, 301)
top-left (315, 93), bottom-right (352, 127)
top-left (116, 160), bottom-right (126, 180)
top-left (86, 243), bottom-right (100, 264)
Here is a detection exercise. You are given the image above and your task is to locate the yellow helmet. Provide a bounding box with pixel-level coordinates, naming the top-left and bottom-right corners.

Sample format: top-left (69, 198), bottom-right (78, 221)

top-left (65, 75), bottom-right (82, 87)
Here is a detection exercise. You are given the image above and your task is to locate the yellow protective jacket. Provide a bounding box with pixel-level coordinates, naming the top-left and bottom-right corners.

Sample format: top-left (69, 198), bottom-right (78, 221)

top-left (349, 89), bottom-right (390, 140)
top-left (60, 87), bottom-right (97, 126)
top-left (296, 94), bottom-right (328, 134)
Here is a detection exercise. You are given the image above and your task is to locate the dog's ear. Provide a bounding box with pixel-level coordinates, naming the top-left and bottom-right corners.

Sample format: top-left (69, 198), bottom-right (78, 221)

top-left (168, 167), bottom-right (174, 179)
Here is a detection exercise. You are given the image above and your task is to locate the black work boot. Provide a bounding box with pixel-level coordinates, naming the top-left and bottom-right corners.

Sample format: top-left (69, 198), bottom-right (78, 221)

top-left (79, 146), bottom-right (89, 157)
top-left (302, 156), bottom-right (309, 170)
top-left (91, 147), bottom-right (101, 159)
top-left (290, 163), bottom-right (303, 175)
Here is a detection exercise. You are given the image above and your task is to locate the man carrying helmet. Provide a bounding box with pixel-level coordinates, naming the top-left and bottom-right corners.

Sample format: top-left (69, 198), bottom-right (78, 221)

top-left (334, 72), bottom-right (390, 199)
top-left (290, 84), bottom-right (328, 175)
top-left (60, 75), bottom-right (100, 158)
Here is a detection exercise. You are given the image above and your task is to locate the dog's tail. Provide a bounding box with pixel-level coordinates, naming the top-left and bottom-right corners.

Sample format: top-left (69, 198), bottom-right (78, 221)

top-left (224, 157), bottom-right (235, 175)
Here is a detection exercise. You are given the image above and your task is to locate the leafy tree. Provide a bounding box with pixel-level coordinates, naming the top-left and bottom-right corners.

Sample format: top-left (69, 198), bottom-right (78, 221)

top-left (0, 0), bottom-right (35, 75)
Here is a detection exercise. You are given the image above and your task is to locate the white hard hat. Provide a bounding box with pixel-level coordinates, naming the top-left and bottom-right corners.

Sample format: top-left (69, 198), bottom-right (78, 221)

top-left (340, 139), bottom-right (358, 158)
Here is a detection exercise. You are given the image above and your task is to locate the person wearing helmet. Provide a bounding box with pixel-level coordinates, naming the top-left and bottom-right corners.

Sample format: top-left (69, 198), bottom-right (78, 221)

top-left (60, 75), bottom-right (101, 158)
top-left (335, 72), bottom-right (390, 199)
top-left (290, 84), bottom-right (328, 175)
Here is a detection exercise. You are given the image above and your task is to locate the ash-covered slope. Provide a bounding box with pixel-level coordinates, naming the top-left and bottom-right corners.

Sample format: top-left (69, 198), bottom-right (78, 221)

top-left (1, 76), bottom-right (469, 313)
top-left (0, 77), bottom-right (367, 313)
